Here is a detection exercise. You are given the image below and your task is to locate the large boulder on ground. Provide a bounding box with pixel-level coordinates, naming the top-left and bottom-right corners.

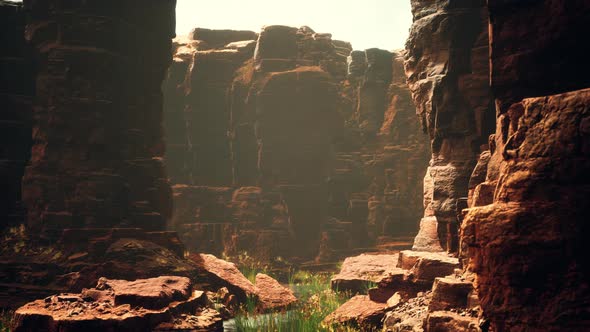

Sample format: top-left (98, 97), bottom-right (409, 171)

top-left (330, 253), bottom-right (399, 293)
top-left (254, 273), bottom-right (297, 311)
top-left (323, 295), bottom-right (389, 329)
top-left (189, 253), bottom-right (258, 302)
top-left (189, 253), bottom-right (297, 311)
top-left (12, 276), bottom-right (218, 332)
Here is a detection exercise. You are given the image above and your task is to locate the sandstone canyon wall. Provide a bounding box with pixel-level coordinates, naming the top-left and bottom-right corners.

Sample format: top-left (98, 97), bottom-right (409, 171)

top-left (462, 0), bottom-right (590, 330)
top-left (21, 0), bottom-right (177, 239)
top-left (163, 26), bottom-right (430, 261)
top-left (404, 0), bottom-right (494, 253)
top-left (0, 1), bottom-right (34, 230)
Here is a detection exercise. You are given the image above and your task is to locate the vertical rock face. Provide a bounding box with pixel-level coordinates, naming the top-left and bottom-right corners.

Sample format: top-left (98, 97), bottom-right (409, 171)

top-left (462, 1), bottom-right (590, 330)
top-left (164, 25), bottom-right (429, 260)
top-left (0, 1), bottom-right (34, 230)
top-left (22, 0), bottom-right (177, 238)
top-left (255, 68), bottom-right (340, 254)
top-left (404, 0), bottom-right (494, 252)
top-left (337, 50), bottom-right (430, 248)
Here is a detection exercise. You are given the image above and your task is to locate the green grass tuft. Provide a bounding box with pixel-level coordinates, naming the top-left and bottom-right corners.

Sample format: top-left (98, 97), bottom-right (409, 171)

top-left (0, 310), bottom-right (12, 332)
top-left (233, 271), bottom-right (357, 332)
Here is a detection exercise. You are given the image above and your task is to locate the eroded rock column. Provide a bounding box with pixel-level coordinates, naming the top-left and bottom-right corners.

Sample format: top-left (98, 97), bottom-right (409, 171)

top-left (404, 0), bottom-right (494, 252)
top-left (22, 0), bottom-right (176, 238)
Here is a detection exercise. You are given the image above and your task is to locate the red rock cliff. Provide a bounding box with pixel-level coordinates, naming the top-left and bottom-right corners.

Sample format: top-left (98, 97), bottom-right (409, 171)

top-left (164, 25), bottom-right (430, 260)
top-left (462, 0), bottom-right (590, 330)
top-left (404, 0), bottom-right (494, 253)
top-left (21, 0), bottom-right (177, 239)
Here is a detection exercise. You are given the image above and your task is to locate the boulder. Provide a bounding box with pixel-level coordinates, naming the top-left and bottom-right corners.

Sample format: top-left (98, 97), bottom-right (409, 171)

top-left (254, 273), bottom-right (297, 311)
top-left (154, 308), bottom-right (222, 331)
top-left (383, 292), bottom-right (431, 332)
top-left (330, 253), bottom-right (399, 293)
top-left (96, 276), bottom-right (192, 310)
top-left (189, 253), bottom-right (258, 303)
top-left (12, 277), bottom-right (212, 332)
top-left (323, 295), bottom-right (388, 329)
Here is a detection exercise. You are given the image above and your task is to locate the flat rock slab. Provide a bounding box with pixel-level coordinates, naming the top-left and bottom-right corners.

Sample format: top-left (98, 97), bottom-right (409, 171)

top-left (98, 276), bottom-right (192, 309)
top-left (255, 273), bottom-right (297, 311)
top-left (190, 253), bottom-right (258, 302)
top-left (12, 276), bottom-right (212, 332)
top-left (331, 253), bottom-right (399, 293)
top-left (324, 295), bottom-right (389, 328)
top-left (398, 250), bottom-right (459, 284)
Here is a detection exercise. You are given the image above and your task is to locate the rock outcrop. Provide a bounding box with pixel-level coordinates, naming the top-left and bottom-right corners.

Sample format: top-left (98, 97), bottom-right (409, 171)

top-left (404, 0), bottom-right (494, 253)
top-left (330, 253), bottom-right (399, 293)
top-left (12, 276), bottom-right (222, 332)
top-left (461, 1), bottom-right (590, 329)
top-left (21, 0), bottom-right (176, 239)
top-left (0, 0), bottom-right (34, 230)
top-left (164, 26), bottom-right (429, 261)
top-left (327, 250), bottom-right (462, 330)
top-left (1, 0), bottom-right (189, 310)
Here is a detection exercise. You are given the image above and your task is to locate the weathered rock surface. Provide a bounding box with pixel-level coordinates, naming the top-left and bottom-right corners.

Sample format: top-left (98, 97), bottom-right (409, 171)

top-left (463, 89), bottom-right (590, 331)
top-left (97, 276), bottom-right (192, 310)
top-left (330, 253), bottom-right (399, 293)
top-left (428, 277), bottom-right (473, 312)
top-left (12, 276), bottom-right (219, 332)
top-left (459, 1), bottom-right (590, 330)
top-left (405, 0), bottom-right (494, 253)
top-left (383, 292), bottom-right (431, 332)
top-left (164, 24), bottom-right (428, 261)
top-left (424, 311), bottom-right (478, 332)
top-left (323, 295), bottom-right (389, 329)
top-left (487, 0), bottom-right (590, 113)
top-left (189, 253), bottom-right (258, 303)
top-left (398, 250), bottom-right (459, 285)
top-left (21, 0), bottom-right (176, 238)
top-left (329, 249), bottom-right (465, 330)
top-left (254, 273), bottom-right (297, 311)
top-left (0, 227), bottom-right (198, 309)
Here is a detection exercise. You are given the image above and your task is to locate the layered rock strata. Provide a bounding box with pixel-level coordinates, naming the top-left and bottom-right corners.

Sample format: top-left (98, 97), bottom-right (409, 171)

top-left (0, 0), bottom-right (34, 230)
top-left (326, 250), bottom-right (468, 330)
top-left (404, 0), bottom-right (494, 252)
top-left (21, 0), bottom-right (176, 239)
top-left (164, 26), bottom-right (429, 260)
top-left (1, 0), bottom-right (185, 311)
top-left (12, 276), bottom-right (223, 332)
top-left (462, 1), bottom-right (590, 330)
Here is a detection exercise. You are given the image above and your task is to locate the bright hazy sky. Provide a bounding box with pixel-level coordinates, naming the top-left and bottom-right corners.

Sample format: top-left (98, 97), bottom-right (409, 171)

top-left (176, 0), bottom-right (413, 51)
